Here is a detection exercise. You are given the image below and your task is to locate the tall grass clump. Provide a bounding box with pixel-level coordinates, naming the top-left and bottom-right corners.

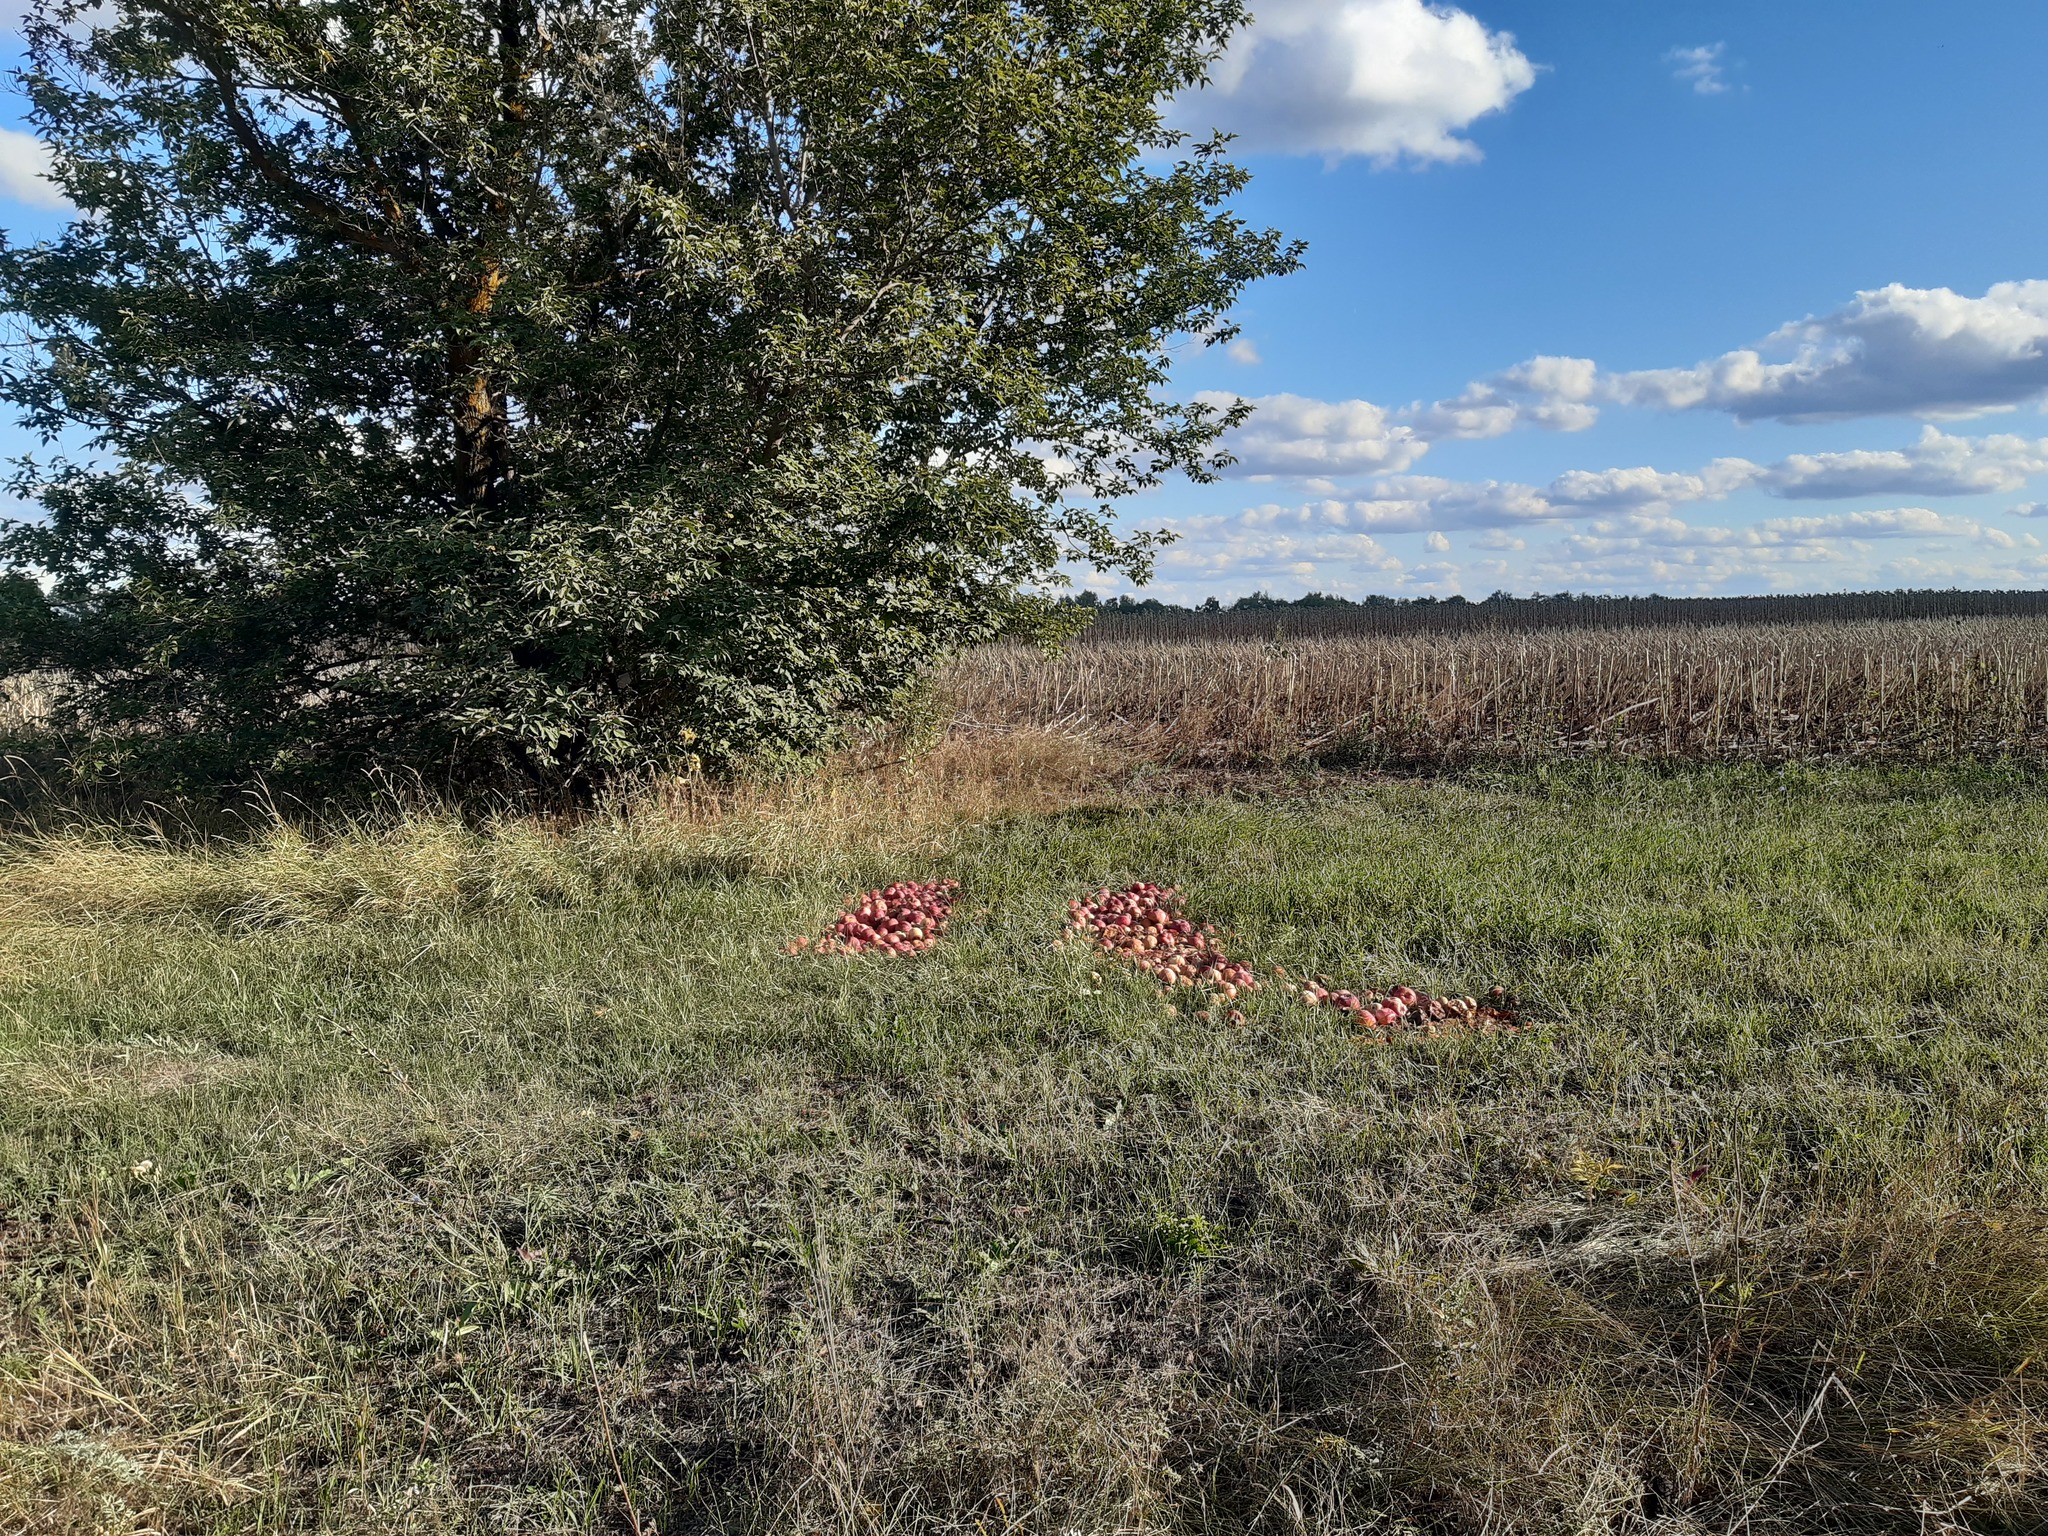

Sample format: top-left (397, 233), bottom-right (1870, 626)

top-left (0, 728), bottom-right (1113, 927)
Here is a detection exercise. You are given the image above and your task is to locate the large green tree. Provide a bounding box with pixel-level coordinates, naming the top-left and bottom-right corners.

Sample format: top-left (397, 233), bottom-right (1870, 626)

top-left (0, 0), bottom-right (1296, 790)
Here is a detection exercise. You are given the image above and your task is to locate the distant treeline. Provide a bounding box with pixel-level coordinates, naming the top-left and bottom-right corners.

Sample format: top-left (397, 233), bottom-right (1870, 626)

top-left (1066, 587), bottom-right (2048, 640)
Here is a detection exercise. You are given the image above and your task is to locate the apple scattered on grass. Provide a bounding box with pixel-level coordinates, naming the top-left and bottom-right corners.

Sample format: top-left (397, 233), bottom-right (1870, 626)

top-left (788, 878), bottom-right (960, 957)
top-left (1280, 964), bottom-right (1523, 1035)
top-left (1062, 883), bottom-right (1259, 1017)
top-left (785, 876), bottom-right (1524, 1037)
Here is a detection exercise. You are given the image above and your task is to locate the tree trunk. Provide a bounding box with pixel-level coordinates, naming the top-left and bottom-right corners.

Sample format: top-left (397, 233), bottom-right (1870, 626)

top-left (451, 347), bottom-right (510, 513)
top-left (450, 257), bottom-right (510, 512)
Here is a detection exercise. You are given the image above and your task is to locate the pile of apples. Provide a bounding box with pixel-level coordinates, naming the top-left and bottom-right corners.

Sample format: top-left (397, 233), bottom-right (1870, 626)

top-left (1286, 969), bottom-right (1523, 1034)
top-left (788, 878), bottom-right (960, 957)
top-left (783, 876), bottom-right (1526, 1040)
top-left (1061, 882), bottom-right (1261, 1021)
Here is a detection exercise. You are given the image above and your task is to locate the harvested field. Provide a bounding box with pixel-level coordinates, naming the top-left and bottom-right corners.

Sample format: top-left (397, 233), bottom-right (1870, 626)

top-left (945, 616), bottom-right (2048, 764)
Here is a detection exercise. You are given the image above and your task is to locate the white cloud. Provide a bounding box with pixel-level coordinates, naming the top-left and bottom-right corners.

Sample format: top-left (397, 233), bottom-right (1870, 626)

top-left (1554, 428), bottom-right (2042, 512)
top-left (1206, 425), bottom-right (2048, 545)
top-left (1530, 506), bottom-right (2046, 596)
top-left (1212, 397), bottom-right (2048, 512)
top-left (1872, 550), bottom-right (2048, 585)
top-left (1765, 427), bottom-right (2048, 498)
top-left (1239, 476), bottom-right (1559, 534)
top-left (1545, 460), bottom-right (1762, 510)
top-left (1666, 44), bottom-right (1729, 96)
top-left (1212, 280), bottom-right (2048, 468)
top-left (1174, 0), bottom-right (1538, 165)
top-left (1408, 354), bottom-right (1601, 439)
top-left (0, 126), bottom-right (68, 209)
top-left (1226, 337), bottom-right (1263, 366)
top-left (2008, 502), bottom-right (2048, 518)
top-left (1608, 281), bottom-right (2048, 423)
top-left (1529, 544), bottom-right (1850, 596)
top-left (1523, 428), bottom-right (2045, 508)
top-left (1203, 391), bottom-right (1429, 477)
top-left (1361, 475), bottom-right (1556, 530)
top-left (1149, 498), bottom-right (2036, 602)
top-left (1137, 492), bottom-right (2048, 601)
top-left (1156, 512), bottom-right (1404, 584)
top-left (1519, 429), bottom-right (2048, 509)
top-left (1211, 358), bottom-right (1601, 482)
top-left (1743, 507), bottom-right (1983, 543)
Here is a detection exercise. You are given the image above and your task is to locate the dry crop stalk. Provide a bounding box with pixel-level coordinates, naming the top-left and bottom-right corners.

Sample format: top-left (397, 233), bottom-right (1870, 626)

top-left (942, 617), bottom-right (2048, 765)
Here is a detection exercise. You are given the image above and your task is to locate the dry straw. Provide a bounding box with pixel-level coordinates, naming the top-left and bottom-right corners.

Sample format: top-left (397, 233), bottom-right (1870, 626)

top-left (0, 729), bottom-right (1112, 926)
top-left (945, 616), bottom-right (2048, 764)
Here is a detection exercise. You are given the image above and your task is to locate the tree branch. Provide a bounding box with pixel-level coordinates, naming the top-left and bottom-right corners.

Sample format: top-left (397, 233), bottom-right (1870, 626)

top-left (157, 6), bottom-right (422, 266)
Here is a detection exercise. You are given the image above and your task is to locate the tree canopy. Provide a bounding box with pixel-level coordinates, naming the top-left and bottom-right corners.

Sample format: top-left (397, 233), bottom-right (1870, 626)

top-left (0, 0), bottom-right (1298, 790)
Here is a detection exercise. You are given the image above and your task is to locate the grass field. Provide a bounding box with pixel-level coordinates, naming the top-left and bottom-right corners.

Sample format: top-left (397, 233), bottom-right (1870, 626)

top-left (3, 754), bottom-right (2047, 1533)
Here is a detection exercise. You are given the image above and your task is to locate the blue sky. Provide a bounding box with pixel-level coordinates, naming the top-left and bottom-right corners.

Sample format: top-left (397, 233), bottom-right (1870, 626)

top-left (1138, 0), bottom-right (2048, 600)
top-left (3, 1), bottom-right (2047, 600)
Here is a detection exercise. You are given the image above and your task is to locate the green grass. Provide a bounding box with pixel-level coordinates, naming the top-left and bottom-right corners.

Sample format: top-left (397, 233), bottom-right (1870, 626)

top-left (4, 761), bottom-right (2047, 1533)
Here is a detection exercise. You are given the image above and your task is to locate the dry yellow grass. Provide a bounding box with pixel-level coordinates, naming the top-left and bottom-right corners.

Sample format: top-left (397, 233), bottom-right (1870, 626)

top-left (0, 727), bottom-right (1114, 927)
top-left (945, 616), bottom-right (2048, 764)
top-left (0, 670), bottom-right (57, 736)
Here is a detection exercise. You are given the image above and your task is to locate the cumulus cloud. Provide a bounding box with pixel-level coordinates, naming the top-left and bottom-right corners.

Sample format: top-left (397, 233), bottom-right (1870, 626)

top-left (1216, 424), bottom-right (2048, 517)
top-left (1204, 426), bottom-right (2048, 553)
top-left (1551, 428), bottom-right (2048, 506)
top-left (1156, 511), bottom-right (1404, 584)
top-left (1240, 477), bottom-right (1558, 535)
top-left (1203, 391), bottom-right (1429, 477)
top-left (1527, 544), bottom-right (1851, 596)
top-left (1173, 0), bottom-right (1538, 165)
top-left (1230, 280), bottom-right (2048, 463)
top-left (1766, 427), bottom-right (2048, 498)
top-left (1504, 506), bottom-right (2048, 596)
top-left (1150, 497), bottom-right (2037, 603)
top-left (1210, 359), bottom-right (1602, 482)
top-left (2008, 502), bottom-right (2048, 518)
top-left (1144, 488), bottom-right (2047, 600)
top-left (1528, 429), bottom-right (2048, 508)
top-left (1545, 460), bottom-right (1762, 510)
top-left (1874, 550), bottom-right (2048, 585)
top-left (0, 126), bottom-right (68, 210)
top-left (1408, 354), bottom-right (1601, 439)
top-left (1546, 428), bottom-right (2048, 507)
top-left (1666, 44), bottom-right (1729, 95)
top-left (1357, 475), bottom-right (1557, 531)
top-left (1608, 506), bottom-right (1989, 547)
top-left (1608, 281), bottom-right (2048, 423)
top-left (1225, 337), bottom-right (1262, 366)
top-left (1528, 506), bottom-right (2040, 595)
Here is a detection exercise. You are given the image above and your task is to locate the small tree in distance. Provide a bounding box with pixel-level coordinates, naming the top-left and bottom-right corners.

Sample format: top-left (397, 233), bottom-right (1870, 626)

top-left (0, 0), bottom-right (1298, 792)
